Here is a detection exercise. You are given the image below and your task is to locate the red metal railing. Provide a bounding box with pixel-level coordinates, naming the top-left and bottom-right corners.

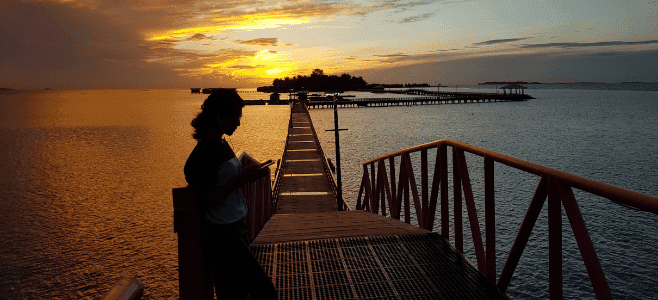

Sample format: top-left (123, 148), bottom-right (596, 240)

top-left (357, 139), bottom-right (658, 299)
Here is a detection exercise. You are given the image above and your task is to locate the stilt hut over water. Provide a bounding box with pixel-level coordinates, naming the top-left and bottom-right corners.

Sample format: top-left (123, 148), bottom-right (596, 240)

top-left (500, 83), bottom-right (527, 95)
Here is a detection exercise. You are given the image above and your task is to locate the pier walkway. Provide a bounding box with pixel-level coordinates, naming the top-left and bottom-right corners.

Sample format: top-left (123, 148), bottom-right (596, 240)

top-left (306, 91), bottom-right (531, 109)
top-left (249, 103), bottom-right (508, 299)
top-left (273, 103), bottom-right (337, 213)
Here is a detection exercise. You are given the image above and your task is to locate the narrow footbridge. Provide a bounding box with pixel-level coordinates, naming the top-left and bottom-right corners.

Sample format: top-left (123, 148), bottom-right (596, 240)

top-left (250, 103), bottom-right (508, 299)
top-left (173, 102), bottom-right (658, 299)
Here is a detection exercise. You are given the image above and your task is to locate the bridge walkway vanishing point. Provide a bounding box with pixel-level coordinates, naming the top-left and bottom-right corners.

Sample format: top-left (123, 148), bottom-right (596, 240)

top-left (250, 102), bottom-right (508, 299)
top-left (273, 103), bottom-right (338, 213)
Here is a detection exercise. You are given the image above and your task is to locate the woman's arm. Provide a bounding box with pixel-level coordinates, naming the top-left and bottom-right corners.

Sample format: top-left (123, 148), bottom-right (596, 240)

top-left (204, 164), bottom-right (268, 205)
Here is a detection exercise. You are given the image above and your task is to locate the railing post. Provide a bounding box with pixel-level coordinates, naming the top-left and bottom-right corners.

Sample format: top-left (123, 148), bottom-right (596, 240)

top-left (426, 146), bottom-right (442, 231)
top-left (172, 187), bottom-right (214, 300)
top-left (440, 144), bottom-right (449, 239)
top-left (548, 178), bottom-right (563, 299)
top-left (453, 148), bottom-right (463, 253)
top-left (485, 157), bottom-right (496, 283)
top-left (357, 168), bottom-right (366, 210)
top-left (389, 157), bottom-right (399, 219)
top-left (402, 157), bottom-right (411, 223)
top-left (370, 162), bottom-right (378, 213)
top-left (421, 148), bottom-right (428, 229)
top-left (377, 160), bottom-right (389, 216)
top-left (555, 181), bottom-right (613, 300)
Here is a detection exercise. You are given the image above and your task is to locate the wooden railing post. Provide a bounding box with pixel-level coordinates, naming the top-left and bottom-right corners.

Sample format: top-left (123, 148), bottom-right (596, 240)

top-left (485, 157), bottom-right (496, 282)
top-left (370, 162), bottom-right (378, 213)
top-left (555, 181), bottom-right (613, 300)
top-left (389, 157), bottom-right (397, 218)
top-left (425, 146), bottom-right (441, 231)
top-left (421, 148), bottom-right (428, 229)
top-left (548, 178), bottom-right (563, 299)
top-left (453, 148), bottom-right (463, 253)
top-left (356, 168), bottom-right (367, 210)
top-left (172, 187), bottom-right (214, 300)
top-left (440, 144), bottom-right (449, 239)
top-left (399, 154), bottom-right (410, 223)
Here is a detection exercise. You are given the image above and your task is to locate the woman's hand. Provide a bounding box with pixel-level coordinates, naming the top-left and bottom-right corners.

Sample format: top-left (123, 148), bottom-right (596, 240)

top-left (241, 164), bottom-right (269, 183)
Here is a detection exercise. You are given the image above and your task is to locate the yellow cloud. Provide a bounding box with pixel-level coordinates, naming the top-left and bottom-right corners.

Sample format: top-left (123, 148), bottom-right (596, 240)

top-left (147, 14), bottom-right (309, 41)
top-left (227, 49), bottom-right (300, 79)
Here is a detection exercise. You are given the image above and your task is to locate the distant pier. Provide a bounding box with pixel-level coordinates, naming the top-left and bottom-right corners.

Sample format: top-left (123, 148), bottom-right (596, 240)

top-left (306, 91), bottom-right (532, 109)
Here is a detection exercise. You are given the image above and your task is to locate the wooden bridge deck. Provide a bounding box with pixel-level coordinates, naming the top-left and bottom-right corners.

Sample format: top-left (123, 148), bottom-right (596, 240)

top-left (275, 103), bottom-right (338, 214)
top-left (251, 102), bottom-right (509, 299)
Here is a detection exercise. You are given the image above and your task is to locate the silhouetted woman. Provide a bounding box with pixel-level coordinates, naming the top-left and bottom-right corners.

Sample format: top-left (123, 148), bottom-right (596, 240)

top-left (184, 89), bottom-right (276, 299)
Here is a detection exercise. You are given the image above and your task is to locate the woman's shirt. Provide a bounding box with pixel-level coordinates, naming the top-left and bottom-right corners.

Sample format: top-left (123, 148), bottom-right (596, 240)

top-left (184, 137), bottom-right (248, 225)
top-left (206, 156), bottom-right (248, 224)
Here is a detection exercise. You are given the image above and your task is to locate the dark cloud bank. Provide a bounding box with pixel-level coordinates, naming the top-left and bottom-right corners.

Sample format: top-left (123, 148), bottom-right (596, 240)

top-left (0, 1), bottom-right (218, 89)
top-left (353, 50), bottom-right (658, 84)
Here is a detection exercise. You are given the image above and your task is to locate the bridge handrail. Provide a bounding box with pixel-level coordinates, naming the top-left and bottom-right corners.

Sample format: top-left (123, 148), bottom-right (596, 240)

top-left (357, 139), bottom-right (658, 299)
top-left (362, 139), bottom-right (658, 213)
top-left (270, 102), bottom-right (293, 208)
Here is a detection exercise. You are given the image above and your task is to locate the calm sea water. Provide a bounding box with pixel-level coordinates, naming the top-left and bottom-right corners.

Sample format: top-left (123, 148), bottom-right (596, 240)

top-left (309, 84), bottom-right (658, 299)
top-left (0, 89), bottom-right (289, 299)
top-left (0, 85), bottom-right (656, 299)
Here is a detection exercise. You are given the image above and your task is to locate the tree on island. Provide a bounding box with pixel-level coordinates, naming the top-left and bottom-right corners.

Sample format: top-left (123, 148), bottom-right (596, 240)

top-left (258, 69), bottom-right (368, 92)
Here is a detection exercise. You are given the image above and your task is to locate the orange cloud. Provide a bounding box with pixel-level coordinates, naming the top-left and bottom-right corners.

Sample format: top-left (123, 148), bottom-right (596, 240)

top-left (234, 38), bottom-right (279, 47)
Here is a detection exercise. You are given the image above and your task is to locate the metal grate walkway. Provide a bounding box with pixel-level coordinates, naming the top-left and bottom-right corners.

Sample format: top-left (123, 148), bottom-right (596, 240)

top-left (250, 233), bottom-right (508, 300)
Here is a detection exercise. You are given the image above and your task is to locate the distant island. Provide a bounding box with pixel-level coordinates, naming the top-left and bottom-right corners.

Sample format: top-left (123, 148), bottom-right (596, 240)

top-left (257, 69), bottom-right (434, 93)
top-left (257, 69), bottom-right (367, 93)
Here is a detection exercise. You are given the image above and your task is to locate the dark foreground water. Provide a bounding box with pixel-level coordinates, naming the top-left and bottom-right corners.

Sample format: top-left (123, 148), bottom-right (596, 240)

top-left (309, 84), bottom-right (658, 299)
top-left (0, 85), bottom-right (656, 299)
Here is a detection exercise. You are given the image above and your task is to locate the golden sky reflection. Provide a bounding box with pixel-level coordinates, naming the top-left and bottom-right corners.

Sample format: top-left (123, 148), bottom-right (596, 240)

top-left (2, 0), bottom-right (658, 89)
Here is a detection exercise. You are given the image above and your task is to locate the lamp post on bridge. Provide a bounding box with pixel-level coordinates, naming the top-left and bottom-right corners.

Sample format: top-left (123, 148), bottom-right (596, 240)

top-left (325, 92), bottom-right (348, 211)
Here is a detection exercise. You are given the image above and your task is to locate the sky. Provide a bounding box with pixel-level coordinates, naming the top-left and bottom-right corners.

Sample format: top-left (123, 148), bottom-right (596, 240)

top-left (2, 0), bottom-right (658, 89)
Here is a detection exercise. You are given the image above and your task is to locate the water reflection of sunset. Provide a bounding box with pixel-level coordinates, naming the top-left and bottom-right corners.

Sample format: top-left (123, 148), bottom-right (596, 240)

top-left (0, 89), bottom-right (290, 298)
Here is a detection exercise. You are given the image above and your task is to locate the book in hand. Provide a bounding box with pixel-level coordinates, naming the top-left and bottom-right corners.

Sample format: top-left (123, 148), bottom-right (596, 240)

top-left (259, 160), bottom-right (275, 168)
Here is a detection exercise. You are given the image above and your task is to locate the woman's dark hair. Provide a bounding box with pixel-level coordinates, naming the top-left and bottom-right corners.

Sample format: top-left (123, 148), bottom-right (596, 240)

top-left (191, 89), bottom-right (245, 140)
